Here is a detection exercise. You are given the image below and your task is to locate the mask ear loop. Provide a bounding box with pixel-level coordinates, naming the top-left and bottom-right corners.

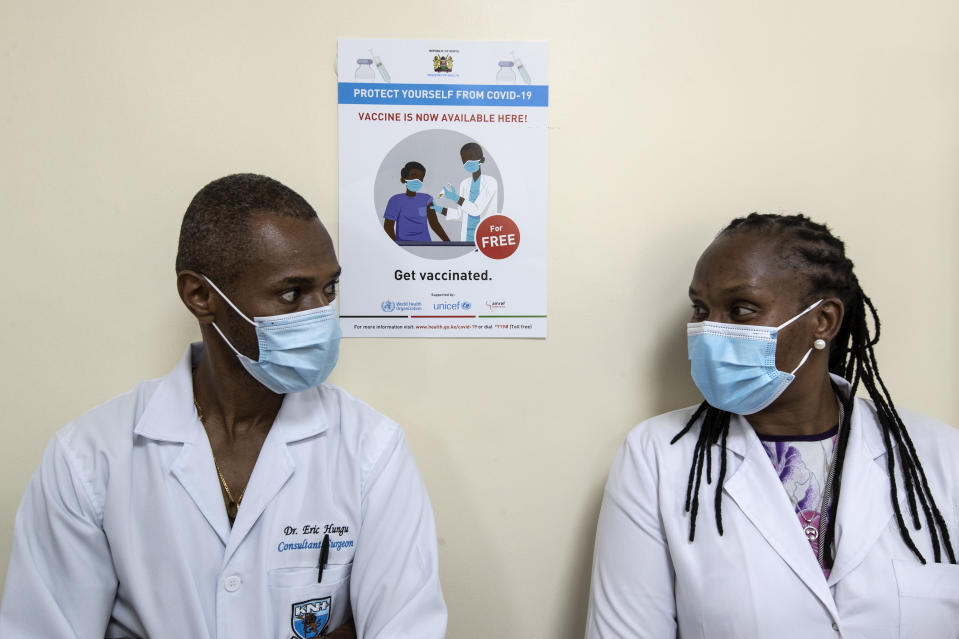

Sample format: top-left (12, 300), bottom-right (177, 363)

top-left (777, 299), bottom-right (824, 330)
top-left (201, 276), bottom-right (257, 326)
top-left (779, 299), bottom-right (824, 375)
top-left (207, 322), bottom-right (251, 361)
top-left (200, 276), bottom-right (258, 361)
top-left (789, 347), bottom-right (814, 375)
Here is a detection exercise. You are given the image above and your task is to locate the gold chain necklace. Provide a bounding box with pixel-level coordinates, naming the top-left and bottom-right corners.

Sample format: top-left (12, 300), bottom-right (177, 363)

top-left (192, 389), bottom-right (245, 522)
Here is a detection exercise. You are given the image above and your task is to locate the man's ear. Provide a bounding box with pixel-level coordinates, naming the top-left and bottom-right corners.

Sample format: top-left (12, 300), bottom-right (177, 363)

top-left (177, 271), bottom-right (216, 325)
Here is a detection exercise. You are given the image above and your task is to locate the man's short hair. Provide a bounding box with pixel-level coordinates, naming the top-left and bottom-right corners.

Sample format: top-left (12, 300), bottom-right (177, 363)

top-left (175, 173), bottom-right (318, 287)
top-left (400, 161), bottom-right (426, 181)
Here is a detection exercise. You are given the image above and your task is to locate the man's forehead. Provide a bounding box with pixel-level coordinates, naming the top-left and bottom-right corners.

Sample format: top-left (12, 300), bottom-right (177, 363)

top-left (248, 210), bottom-right (327, 236)
top-left (248, 211), bottom-right (330, 246)
top-left (239, 213), bottom-right (338, 273)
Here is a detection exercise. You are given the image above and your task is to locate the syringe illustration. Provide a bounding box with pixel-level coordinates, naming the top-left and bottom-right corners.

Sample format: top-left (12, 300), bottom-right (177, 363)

top-left (511, 51), bottom-right (532, 85)
top-left (369, 49), bottom-right (392, 83)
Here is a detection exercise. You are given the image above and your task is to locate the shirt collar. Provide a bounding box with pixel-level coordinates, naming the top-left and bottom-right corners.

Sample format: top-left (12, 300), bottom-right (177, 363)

top-left (133, 342), bottom-right (330, 444)
top-left (723, 373), bottom-right (887, 460)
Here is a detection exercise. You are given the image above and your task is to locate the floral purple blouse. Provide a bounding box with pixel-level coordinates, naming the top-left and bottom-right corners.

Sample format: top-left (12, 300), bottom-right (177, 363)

top-left (759, 425), bottom-right (839, 576)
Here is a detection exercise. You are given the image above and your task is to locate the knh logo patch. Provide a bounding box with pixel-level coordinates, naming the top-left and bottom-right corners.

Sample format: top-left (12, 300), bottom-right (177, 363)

top-left (291, 597), bottom-right (330, 638)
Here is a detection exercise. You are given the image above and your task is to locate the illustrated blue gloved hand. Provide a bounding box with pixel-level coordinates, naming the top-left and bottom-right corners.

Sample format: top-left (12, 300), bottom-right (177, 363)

top-left (442, 185), bottom-right (459, 202)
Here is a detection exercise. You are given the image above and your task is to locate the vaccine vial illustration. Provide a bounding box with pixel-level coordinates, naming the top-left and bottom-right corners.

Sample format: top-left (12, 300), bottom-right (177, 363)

top-left (511, 51), bottom-right (532, 85)
top-left (355, 58), bottom-right (375, 81)
top-left (369, 49), bottom-right (391, 83)
top-left (496, 61), bottom-right (516, 82)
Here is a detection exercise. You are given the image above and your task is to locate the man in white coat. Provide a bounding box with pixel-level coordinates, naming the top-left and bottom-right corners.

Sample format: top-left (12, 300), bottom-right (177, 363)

top-left (0, 174), bottom-right (447, 638)
top-left (438, 142), bottom-right (498, 243)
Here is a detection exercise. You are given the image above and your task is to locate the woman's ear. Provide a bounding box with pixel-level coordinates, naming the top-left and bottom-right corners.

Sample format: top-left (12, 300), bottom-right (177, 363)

top-left (815, 297), bottom-right (844, 343)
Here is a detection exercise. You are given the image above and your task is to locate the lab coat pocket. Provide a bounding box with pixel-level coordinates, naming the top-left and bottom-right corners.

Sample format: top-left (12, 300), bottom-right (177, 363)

top-left (894, 559), bottom-right (959, 638)
top-left (269, 563), bottom-right (352, 638)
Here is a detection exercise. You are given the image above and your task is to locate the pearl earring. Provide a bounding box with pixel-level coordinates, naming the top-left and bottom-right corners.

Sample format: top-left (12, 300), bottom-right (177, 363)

top-left (814, 338), bottom-right (827, 350)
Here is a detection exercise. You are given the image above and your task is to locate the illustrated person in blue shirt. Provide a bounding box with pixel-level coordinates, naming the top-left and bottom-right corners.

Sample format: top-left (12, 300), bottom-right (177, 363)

top-left (383, 161), bottom-right (449, 243)
top-left (436, 143), bottom-right (499, 243)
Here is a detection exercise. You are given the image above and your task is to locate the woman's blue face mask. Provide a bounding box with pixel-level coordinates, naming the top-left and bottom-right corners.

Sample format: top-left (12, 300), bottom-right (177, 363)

top-left (686, 299), bottom-right (822, 415)
top-left (405, 178), bottom-right (423, 192)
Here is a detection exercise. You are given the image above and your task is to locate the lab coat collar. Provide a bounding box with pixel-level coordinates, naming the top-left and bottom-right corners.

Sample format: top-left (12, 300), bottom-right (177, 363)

top-left (721, 373), bottom-right (899, 599)
top-left (720, 374), bottom-right (886, 459)
top-left (133, 343), bottom-right (205, 443)
top-left (133, 343), bottom-right (332, 548)
top-left (220, 382), bottom-right (334, 559)
top-left (826, 384), bottom-right (898, 585)
top-left (722, 414), bottom-right (840, 619)
top-left (133, 343), bottom-right (330, 444)
top-left (826, 373), bottom-right (892, 462)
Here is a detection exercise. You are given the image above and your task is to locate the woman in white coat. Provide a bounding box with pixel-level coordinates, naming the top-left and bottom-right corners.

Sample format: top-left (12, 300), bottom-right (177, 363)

top-left (586, 213), bottom-right (959, 638)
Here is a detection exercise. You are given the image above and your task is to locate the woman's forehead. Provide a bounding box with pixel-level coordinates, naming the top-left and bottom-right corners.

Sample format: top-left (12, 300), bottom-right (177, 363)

top-left (692, 231), bottom-right (803, 295)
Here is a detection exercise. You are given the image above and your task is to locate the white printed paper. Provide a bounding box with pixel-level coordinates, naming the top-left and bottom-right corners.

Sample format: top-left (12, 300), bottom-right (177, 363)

top-left (337, 38), bottom-right (548, 338)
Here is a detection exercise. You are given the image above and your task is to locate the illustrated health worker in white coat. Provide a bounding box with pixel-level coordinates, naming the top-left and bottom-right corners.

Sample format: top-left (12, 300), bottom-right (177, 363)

top-left (438, 142), bottom-right (498, 242)
top-left (0, 174), bottom-right (447, 639)
top-left (586, 213), bottom-right (959, 638)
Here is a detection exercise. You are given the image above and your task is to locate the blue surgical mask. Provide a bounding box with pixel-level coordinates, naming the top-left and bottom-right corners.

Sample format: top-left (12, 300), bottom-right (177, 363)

top-left (405, 179), bottom-right (423, 192)
top-left (203, 277), bottom-right (342, 394)
top-left (463, 159), bottom-right (481, 173)
top-left (686, 299), bottom-right (822, 415)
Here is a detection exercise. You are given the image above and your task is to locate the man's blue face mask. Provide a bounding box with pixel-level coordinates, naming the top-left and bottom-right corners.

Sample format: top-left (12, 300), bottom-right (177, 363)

top-left (203, 277), bottom-right (341, 394)
top-left (463, 159), bottom-right (481, 173)
top-left (405, 178), bottom-right (423, 192)
top-left (686, 299), bottom-right (822, 415)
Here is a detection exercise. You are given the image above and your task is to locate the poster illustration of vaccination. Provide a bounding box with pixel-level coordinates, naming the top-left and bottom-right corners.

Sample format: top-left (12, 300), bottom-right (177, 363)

top-left (337, 38), bottom-right (548, 338)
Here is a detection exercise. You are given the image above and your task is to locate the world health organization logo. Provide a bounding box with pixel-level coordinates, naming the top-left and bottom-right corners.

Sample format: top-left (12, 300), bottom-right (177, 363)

top-left (461, 301), bottom-right (472, 311)
top-left (381, 300), bottom-right (395, 312)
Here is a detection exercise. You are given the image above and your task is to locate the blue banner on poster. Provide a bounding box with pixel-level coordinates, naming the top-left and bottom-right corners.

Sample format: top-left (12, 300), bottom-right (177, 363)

top-left (338, 83), bottom-right (549, 107)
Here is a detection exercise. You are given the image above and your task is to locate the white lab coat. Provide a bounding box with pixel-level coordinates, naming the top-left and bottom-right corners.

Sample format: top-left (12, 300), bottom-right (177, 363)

top-left (586, 375), bottom-right (959, 638)
top-left (443, 174), bottom-right (498, 241)
top-left (0, 344), bottom-right (447, 639)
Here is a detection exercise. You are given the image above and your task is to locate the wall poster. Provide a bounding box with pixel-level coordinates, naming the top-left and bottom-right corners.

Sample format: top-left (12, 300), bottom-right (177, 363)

top-left (337, 38), bottom-right (548, 338)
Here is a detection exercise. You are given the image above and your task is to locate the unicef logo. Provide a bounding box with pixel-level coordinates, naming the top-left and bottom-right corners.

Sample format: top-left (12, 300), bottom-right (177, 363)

top-left (461, 301), bottom-right (472, 311)
top-left (381, 300), bottom-right (395, 312)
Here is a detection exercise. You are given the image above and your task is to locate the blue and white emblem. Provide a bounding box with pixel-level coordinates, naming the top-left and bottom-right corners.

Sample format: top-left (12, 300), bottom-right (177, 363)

top-left (291, 597), bottom-right (331, 638)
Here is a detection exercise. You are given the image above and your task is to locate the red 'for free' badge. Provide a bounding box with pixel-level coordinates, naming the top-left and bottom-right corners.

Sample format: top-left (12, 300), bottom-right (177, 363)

top-left (474, 215), bottom-right (520, 259)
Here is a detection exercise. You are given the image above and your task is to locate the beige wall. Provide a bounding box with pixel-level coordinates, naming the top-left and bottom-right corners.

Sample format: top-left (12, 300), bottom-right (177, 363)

top-left (1, 2), bottom-right (957, 637)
